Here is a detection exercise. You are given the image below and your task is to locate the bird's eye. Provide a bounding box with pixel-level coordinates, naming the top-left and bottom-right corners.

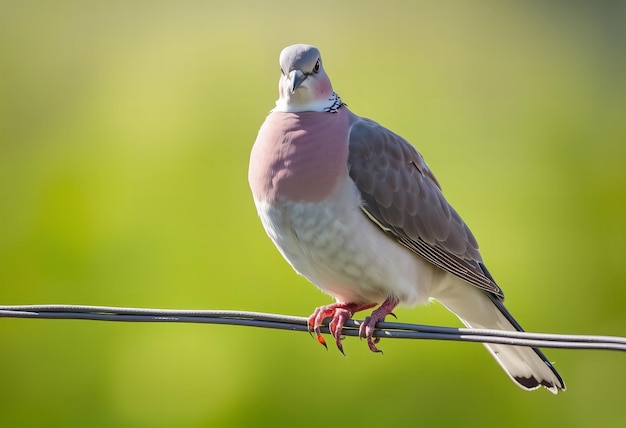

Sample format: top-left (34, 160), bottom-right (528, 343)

top-left (313, 59), bottom-right (320, 73)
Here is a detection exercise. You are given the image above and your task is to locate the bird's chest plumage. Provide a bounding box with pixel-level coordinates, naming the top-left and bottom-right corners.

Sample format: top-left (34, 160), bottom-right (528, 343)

top-left (248, 109), bottom-right (350, 203)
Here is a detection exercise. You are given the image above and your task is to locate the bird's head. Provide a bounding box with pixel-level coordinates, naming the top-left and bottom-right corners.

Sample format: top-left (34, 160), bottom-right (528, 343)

top-left (274, 44), bottom-right (339, 113)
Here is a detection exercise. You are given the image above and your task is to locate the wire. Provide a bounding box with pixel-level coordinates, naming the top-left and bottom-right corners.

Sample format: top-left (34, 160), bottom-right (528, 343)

top-left (1, 304), bottom-right (625, 351)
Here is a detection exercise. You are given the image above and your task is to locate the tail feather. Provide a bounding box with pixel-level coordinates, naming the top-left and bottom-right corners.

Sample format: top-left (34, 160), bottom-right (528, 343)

top-left (485, 292), bottom-right (566, 393)
top-left (432, 278), bottom-right (566, 393)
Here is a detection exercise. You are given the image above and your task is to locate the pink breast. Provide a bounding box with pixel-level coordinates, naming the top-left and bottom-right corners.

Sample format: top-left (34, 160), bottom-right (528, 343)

top-left (249, 108), bottom-right (350, 203)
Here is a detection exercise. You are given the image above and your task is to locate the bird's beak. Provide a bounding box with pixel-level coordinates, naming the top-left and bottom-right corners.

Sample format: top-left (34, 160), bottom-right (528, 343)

top-left (288, 69), bottom-right (307, 93)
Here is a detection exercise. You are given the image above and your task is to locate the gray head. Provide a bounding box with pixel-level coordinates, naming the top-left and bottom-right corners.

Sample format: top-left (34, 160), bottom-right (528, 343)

top-left (274, 44), bottom-right (337, 112)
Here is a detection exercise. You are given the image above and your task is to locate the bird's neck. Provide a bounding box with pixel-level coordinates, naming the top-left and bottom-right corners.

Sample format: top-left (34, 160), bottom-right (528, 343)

top-left (273, 92), bottom-right (344, 114)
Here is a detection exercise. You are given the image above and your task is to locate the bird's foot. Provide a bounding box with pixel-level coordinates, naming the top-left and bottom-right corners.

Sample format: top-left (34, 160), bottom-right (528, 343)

top-left (358, 296), bottom-right (400, 353)
top-left (307, 302), bottom-right (375, 355)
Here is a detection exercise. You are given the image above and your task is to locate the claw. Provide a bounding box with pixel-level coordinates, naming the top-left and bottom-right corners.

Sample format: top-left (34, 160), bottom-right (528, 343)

top-left (336, 338), bottom-right (346, 356)
top-left (316, 334), bottom-right (328, 350)
top-left (367, 339), bottom-right (383, 354)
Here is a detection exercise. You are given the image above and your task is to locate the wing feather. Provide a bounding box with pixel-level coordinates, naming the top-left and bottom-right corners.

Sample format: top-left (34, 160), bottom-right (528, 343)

top-left (347, 112), bottom-right (503, 299)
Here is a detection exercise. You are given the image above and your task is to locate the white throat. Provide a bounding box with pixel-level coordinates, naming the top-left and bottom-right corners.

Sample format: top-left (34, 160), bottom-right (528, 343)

top-left (273, 92), bottom-right (343, 113)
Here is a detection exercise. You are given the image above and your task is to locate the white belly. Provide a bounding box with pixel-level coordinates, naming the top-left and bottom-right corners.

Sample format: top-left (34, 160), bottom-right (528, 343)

top-left (254, 179), bottom-right (438, 306)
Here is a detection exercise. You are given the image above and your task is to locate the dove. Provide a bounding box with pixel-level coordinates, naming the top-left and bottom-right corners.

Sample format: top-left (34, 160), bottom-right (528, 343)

top-left (248, 44), bottom-right (565, 393)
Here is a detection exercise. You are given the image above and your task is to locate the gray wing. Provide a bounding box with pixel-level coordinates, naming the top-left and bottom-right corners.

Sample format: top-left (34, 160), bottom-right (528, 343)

top-left (347, 113), bottom-right (504, 299)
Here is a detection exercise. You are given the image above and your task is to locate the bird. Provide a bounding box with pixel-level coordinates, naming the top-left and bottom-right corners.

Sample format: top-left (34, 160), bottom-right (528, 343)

top-left (248, 43), bottom-right (566, 393)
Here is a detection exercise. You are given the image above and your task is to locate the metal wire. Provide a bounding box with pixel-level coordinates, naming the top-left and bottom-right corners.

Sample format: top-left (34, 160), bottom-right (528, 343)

top-left (1, 304), bottom-right (625, 351)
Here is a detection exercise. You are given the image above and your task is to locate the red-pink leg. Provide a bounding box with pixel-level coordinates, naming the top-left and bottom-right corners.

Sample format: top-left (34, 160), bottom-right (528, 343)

top-left (359, 296), bottom-right (400, 353)
top-left (307, 302), bottom-right (375, 354)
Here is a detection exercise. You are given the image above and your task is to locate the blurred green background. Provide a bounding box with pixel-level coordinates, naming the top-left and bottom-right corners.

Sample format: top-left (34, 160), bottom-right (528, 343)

top-left (1, 1), bottom-right (625, 427)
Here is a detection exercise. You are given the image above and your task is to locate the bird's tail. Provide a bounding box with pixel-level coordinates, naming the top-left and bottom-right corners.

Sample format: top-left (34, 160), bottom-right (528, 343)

top-left (432, 279), bottom-right (566, 394)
